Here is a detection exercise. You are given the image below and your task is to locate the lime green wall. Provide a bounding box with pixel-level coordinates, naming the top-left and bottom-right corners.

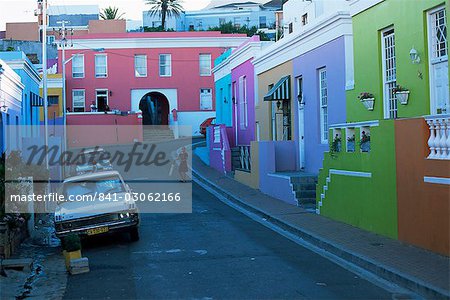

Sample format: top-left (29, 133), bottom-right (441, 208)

top-left (347, 0), bottom-right (448, 122)
top-left (318, 121), bottom-right (398, 238)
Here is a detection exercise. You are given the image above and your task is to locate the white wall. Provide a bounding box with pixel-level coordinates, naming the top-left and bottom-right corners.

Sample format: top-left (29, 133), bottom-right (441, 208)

top-left (177, 111), bottom-right (216, 137)
top-left (282, 0), bottom-right (350, 37)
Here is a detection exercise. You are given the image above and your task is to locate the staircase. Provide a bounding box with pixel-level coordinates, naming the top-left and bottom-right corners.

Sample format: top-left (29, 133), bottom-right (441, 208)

top-left (143, 128), bottom-right (174, 143)
top-left (231, 147), bottom-right (241, 170)
top-left (290, 175), bottom-right (318, 210)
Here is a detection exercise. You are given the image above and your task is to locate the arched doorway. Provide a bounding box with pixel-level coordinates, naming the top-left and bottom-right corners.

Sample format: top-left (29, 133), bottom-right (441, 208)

top-left (138, 92), bottom-right (170, 126)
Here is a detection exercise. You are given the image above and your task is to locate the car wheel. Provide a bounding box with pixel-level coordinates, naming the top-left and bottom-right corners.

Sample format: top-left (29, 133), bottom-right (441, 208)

top-left (129, 227), bottom-right (139, 242)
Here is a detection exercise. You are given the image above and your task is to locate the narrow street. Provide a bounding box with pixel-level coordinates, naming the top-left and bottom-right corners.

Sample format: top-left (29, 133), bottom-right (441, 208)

top-left (63, 182), bottom-right (392, 300)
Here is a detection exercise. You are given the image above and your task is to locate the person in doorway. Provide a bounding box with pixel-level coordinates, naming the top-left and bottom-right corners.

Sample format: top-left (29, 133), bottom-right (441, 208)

top-left (177, 147), bottom-right (189, 182)
top-left (90, 101), bottom-right (97, 112)
top-left (104, 104), bottom-right (110, 114)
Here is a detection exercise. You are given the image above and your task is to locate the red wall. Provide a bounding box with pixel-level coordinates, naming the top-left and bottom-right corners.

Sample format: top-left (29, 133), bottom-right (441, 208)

top-left (395, 118), bottom-right (450, 256)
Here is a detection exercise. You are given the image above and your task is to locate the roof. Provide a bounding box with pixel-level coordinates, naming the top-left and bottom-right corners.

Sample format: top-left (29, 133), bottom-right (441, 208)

top-left (205, 0), bottom-right (268, 9)
top-left (69, 31), bottom-right (248, 40)
top-left (48, 5), bottom-right (99, 16)
top-left (63, 170), bottom-right (121, 183)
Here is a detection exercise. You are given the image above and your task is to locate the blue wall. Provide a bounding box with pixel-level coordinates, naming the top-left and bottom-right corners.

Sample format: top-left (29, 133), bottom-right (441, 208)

top-left (0, 52), bottom-right (41, 140)
top-left (214, 50), bottom-right (232, 126)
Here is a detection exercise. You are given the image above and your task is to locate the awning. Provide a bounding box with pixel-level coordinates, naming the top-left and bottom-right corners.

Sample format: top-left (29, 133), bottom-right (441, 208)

top-left (264, 75), bottom-right (290, 101)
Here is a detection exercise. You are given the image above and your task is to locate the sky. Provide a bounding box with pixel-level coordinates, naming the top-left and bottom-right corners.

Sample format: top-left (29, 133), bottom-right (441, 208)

top-left (0, 0), bottom-right (211, 30)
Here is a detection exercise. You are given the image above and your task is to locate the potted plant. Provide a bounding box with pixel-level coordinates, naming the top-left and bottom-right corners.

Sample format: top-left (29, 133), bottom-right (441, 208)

top-left (393, 85), bottom-right (410, 105)
top-left (330, 134), bottom-right (341, 155)
top-left (62, 234), bottom-right (82, 271)
top-left (360, 131), bottom-right (371, 153)
top-left (358, 92), bottom-right (375, 111)
top-left (347, 135), bottom-right (355, 152)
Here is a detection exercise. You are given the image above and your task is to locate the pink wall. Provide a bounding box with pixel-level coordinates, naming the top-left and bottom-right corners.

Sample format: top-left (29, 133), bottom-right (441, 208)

top-left (67, 113), bottom-right (142, 148)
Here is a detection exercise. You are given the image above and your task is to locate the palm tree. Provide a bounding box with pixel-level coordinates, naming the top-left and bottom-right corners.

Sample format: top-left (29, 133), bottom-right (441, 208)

top-left (145, 0), bottom-right (183, 30)
top-left (100, 6), bottom-right (125, 20)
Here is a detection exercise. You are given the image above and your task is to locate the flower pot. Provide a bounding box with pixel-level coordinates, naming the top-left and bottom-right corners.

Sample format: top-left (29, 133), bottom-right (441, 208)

top-left (396, 91), bottom-right (409, 105)
top-left (360, 98), bottom-right (375, 111)
top-left (63, 250), bottom-right (82, 271)
top-left (347, 141), bottom-right (355, 152)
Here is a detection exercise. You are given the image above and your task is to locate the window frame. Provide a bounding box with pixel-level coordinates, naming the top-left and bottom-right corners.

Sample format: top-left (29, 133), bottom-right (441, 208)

top-left (72, 54), bottom-right (85, 78)
top-left (95, 54), bottom-right (108, 78)
top-left (199, 53), bottom-right (212, 76)
top-left (72, 89), bottom-right (86, 112)
top-left (381, 27), bottom-right (397, 119)
top-left (134, 54), bottom-right (148, 78)
top-left (159, 54), bottom-right (172, 77)
top-left (319, 68), bottom-right (328, 144)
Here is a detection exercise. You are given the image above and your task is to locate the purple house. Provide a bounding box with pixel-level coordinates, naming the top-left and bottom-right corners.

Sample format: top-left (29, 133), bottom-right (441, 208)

top-left (293, 35), bottom-right (350, 174)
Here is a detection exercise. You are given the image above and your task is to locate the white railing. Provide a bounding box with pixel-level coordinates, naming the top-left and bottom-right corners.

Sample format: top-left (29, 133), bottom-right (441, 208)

top-left (239, 145), bottom-right (251, 172)
top-left (426, 115), bottom-right (450, 160)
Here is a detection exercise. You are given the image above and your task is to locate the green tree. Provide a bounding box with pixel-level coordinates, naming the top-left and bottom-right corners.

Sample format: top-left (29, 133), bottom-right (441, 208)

top-left (145, 0), bottom-right (183, 30)
top-left (208, 22), bottom-right (271, 41)
top-left (100, 6), bottom-right (125, 20)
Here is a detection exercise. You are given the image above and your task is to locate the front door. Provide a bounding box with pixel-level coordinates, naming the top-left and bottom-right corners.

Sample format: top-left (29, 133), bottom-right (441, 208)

top-left (297, 77), bottom-right (305, 169)
top-left (428, 6), bottom-right (448, 115)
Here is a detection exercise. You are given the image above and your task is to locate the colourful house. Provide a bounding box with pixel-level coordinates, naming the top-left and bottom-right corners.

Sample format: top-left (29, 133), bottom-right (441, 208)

top-left (61, 32), bottom-right (249, 138)
top-left (317, 0), bottom-right (449, 256)
top-left (209, 36), bottom-right (272, 176)
top-left (0, 59), bottom-right (24, 153)
top-left (214, 49), bottom-right (232, 126)
top-left (240, 0), bottom-right (352, 205)
top-left (0, 51), bottom-right (42, 143)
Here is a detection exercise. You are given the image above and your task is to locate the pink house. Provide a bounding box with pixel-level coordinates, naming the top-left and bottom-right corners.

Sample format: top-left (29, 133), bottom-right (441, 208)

top-left (60, 32), bottom-right (249, 137)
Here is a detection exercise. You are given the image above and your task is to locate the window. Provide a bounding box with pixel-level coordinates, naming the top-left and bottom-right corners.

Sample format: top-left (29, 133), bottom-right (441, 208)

top-left (219, 18), bottom-right (226, 25)
top-left (72, 55), bottom-right (84, 78)
top-left (234, 17), bottom-right (241, 29)
top-left (159, 54), bottom-right (172, 77)
top-left (200, 89), bottom-right (212, 110)
top-left (319, 68), bottom-right (328, 143)
top-left (239, 76), bottom-right (248, 129)
top-left (96, 90), bottom-right (108, 112)
top-left (289, 22), bottom-right (293, 34)
top-left (430, 8), bottom-right (448, 60)
top-left (199, 54), bottom-right (212, 76)
top-left (72, 89), bottom-right (85, 112)
top-left (381, 28), bottom-right (397, 119)
top-left (47, 35), bottom-right (55, 45)
top-left (428, 7), bottom-right (448, 115)
top-left (48, 95), bottom-right (59, 106)
top-left (302, 14), bottom-right (308, 26)
top-left (259, 16), bottom-right (267, 28)
top-left (95, 54), bottom-right (107, 78)
top-left (134, 55), bottom-right (147, 77)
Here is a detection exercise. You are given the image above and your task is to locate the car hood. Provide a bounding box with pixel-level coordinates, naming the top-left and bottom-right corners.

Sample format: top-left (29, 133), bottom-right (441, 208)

top-left (55, 193), bottom-right (132, 221)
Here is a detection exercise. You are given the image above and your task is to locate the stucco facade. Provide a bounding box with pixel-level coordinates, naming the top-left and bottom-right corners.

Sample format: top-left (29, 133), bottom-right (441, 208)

top-left (0, 59), bottom-right (24, 153)
top-left (61, 32), bottom-right (249, 136)
top-left (317, 0), bottom-right (449, 255)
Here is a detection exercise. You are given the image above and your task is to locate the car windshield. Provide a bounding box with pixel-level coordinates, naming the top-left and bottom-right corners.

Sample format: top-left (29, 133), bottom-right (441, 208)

top-left (62, 175), bottom-right (126, 199)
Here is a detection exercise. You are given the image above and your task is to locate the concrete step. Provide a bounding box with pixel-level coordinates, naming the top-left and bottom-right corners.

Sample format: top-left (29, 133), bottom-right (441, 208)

top-left (297, 197), bottom-right (316, 205)
top-left (290, 176), bottom-right (318, 185)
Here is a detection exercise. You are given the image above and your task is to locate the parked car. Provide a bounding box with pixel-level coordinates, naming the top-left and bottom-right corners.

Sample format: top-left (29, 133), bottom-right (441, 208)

top-left (54, 171), bottom-right (140, 241)
top-left (199, 117), bottom-right (216, 136)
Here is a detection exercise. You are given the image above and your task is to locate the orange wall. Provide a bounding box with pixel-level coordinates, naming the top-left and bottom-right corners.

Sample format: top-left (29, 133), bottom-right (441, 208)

top-left (395, 118), bottom-right (450, 256)
top-left (6, 22), bottom-right (39, 41)
top-left (88, 20), bottom-right (126, 34)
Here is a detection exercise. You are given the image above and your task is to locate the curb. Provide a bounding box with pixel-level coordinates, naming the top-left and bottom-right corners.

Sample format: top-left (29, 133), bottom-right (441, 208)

top-left (191, 164), bottom-right (450, 300)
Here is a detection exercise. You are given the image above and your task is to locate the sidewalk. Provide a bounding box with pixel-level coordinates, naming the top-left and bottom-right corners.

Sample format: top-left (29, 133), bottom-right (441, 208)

top-left (191, 153), bottom-right (450, 300)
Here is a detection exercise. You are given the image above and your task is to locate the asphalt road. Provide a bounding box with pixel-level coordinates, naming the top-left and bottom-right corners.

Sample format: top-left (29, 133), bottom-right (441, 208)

top-left (63, 181), bottom-right (394, 300)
